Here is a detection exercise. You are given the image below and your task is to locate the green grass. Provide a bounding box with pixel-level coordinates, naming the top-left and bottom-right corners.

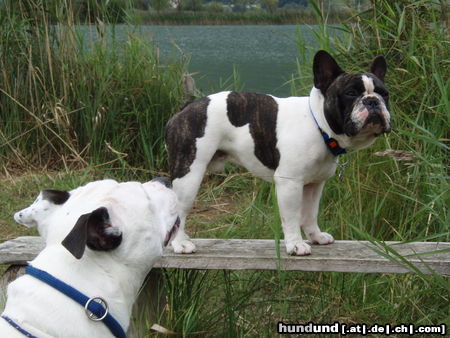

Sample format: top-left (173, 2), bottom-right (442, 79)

top-left (0, 0), bottom-right (449, 336)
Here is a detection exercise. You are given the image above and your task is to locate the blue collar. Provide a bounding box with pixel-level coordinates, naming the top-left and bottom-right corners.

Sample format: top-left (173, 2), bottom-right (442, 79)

top-left (4, 265), bottom-right (127, 338)
top-left (309, 100), bottom-right (347, 157)
top-left (1, 314), bottom-right (38, 338)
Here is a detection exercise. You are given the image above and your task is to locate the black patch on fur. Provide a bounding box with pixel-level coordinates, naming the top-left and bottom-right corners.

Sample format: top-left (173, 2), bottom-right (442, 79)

top-left (226, 92), bottom-right (280, 170)
top-left (371, 75), bottom-right (389, 108)
top-left (165, 97), bottom-right (210, 179)
top-left (62, 213), bottom-right (89, 259)
top-left (316, 52), bottom-right (389, 136)
top-left (323, 73), bottom-right (389, 136)
top-left (42, 189), bottom-right (70, 205)
top-left (62, 207), bottom-right (122, 259)
top-left (323, 73), bottom-right (363, 135)
top-left (313, 50), bottom-right (344, 94)
top-left (370, 56), bottom-right (387, 83)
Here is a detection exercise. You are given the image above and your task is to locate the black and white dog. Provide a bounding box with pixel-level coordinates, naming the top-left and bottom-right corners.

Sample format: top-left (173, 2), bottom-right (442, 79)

top-left (165, 51), bottom-right (390, 256)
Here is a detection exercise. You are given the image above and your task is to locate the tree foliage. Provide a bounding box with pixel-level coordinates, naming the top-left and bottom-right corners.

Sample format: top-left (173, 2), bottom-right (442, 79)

top-left (151, 0), bottom-right (169, 13)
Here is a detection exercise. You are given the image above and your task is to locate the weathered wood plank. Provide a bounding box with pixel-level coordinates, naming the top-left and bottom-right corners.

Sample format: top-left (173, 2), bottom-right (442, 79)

top-left (0, 236), bottom-right (45, 265)
top-left (0, 237), bottom-right (449, 275)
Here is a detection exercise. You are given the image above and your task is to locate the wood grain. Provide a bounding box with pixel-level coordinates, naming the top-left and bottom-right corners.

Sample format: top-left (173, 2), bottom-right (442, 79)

top-left (0, 237), bottom-right (448, 275)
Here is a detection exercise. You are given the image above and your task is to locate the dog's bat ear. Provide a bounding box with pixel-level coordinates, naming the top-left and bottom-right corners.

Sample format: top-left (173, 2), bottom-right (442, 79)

top-left (42, 189), bottom-right (70, 205)
top-left (313, 50), bottom-right (344, 94)
top-left (62, 207), bottom-right (122, 259)
top-left (370, 56), bottom-right (387, 82)
top-left (62, 213), bottom-right (90, 259)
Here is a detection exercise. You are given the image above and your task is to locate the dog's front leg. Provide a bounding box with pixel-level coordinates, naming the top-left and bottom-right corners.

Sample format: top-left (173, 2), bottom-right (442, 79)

top-left (275, 177), bottom-right (311, 256)
top-left (301, 182), bottom-right (334, 245)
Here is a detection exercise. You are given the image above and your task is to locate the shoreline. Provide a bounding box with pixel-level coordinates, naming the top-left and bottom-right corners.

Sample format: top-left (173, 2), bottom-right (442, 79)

top-left (130, 9), bottom-right (354, 26)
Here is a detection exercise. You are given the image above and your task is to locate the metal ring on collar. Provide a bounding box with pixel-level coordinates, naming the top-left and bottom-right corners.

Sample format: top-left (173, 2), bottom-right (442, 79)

top-left (84, 296), bottom-right (109, 321)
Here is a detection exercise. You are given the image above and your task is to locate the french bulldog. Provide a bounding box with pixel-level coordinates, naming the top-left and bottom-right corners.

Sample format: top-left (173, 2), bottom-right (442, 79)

top-left (165, 50), bottom-right (390, 256)
top-left (2, 178), bottom-right (179, 337)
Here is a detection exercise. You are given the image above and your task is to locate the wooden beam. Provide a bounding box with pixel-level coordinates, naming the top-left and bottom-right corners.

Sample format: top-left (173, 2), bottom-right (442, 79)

top-left (0, 237), bottom-right (449, 275)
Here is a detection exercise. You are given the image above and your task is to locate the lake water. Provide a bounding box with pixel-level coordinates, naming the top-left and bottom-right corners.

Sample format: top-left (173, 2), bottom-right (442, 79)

top-left (129, 25), bottom-right (320, 96)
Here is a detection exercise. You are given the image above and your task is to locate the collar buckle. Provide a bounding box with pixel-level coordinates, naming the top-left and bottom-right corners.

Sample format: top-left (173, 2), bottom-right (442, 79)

top-left (324, 136), bottom-right (347, 156)
top-left (309, 99), bottom-right (347, 157)
top-left (25, 265), bottom-right (126, 338)
top-left (85, 296), bottom-right (109, 321)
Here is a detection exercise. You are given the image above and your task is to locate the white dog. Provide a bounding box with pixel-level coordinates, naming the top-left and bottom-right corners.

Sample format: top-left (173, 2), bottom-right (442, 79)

top-left (14, 179), bottom-right (119, 243)
top-left (2, 178), bottom-right (179, 337)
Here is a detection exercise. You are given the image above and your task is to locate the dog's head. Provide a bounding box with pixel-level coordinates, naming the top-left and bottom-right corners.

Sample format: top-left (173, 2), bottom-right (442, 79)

top-left (313, 50), bottom-right (391, 145)
top-left (59, 178), bottom-right (179, 267)
top-left (14, 189), bottom-right (70, 234)
top-left (15, 178), bottom-right (178, 267)
top-left (13, 180), bottom-right (119, 239)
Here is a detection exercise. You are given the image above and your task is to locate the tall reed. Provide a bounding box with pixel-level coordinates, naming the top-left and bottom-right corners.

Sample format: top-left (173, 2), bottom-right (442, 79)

top-left (0, 0), bottom-right (186, 172)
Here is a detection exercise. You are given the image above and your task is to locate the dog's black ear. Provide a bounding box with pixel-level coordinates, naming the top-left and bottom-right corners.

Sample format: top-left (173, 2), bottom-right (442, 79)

top-left (42, 189), bottom-right (70, 205)
top-left (370, 56), bottom-right (387, 82)
top-left (62, 207), bottom-right (122, 259)
top-left (62, 213), bottom-right (90, 259)
top-left (313, 50), bottom-right (344, 94)
top-left (85, 207), bottom-right (123, 253)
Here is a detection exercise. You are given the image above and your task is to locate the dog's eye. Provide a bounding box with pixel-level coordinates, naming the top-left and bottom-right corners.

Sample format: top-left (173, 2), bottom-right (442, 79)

top-left (374, 87), bottom-right (388, 97)
top-left (345, 90), bottom-right (358, 97)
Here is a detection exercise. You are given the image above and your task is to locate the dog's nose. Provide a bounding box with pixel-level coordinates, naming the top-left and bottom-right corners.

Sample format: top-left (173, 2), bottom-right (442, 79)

top-left (363, 97), bottom-right (380, 109)
top-left (151, 177), bottom-right (172, 188)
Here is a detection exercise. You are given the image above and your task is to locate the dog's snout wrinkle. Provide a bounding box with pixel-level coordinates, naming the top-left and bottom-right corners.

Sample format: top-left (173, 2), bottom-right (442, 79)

top-left (363, 97), bottom-right (379, 108)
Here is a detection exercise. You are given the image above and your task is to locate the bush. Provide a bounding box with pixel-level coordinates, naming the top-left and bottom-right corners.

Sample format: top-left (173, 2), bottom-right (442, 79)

top-left (205, 1), bottom-right (226, 13)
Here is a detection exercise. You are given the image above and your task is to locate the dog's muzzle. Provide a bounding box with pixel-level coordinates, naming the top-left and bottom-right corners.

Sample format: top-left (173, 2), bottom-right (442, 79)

top-left (164, 216), bottom-right (180, 247)
top-left (355, 96), bottom-right (391, 135)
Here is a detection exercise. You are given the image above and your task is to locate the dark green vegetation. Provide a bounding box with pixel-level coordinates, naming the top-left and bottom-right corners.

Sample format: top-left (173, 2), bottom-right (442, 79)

top-left (1, 0), bottom-right (186, 172)
top-left (132, 0), bottom-right (356, 25)
top-left (1, 0), bottom-right (448, 336)
top-left (131, 7), bottom-right (352, 25)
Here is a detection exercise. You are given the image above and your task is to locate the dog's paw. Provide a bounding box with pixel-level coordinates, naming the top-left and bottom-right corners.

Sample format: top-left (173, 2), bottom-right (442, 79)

top-left (172, 239), bottom-right (196, 254)
top-left (285, 240), bottom-right (311, 256)
top-left (308, 232), bottom-right (334, 245)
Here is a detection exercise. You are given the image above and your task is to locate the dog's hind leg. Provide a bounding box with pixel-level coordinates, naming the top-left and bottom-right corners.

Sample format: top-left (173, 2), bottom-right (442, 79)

top-left (171, 159), bottom-right (211, 254)
top-left (170, 135), bottom-right (221, 253)
top-left (171, 178), bottom-right (199, 253)
top-left (301, 182), bottom-right (334, 245)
